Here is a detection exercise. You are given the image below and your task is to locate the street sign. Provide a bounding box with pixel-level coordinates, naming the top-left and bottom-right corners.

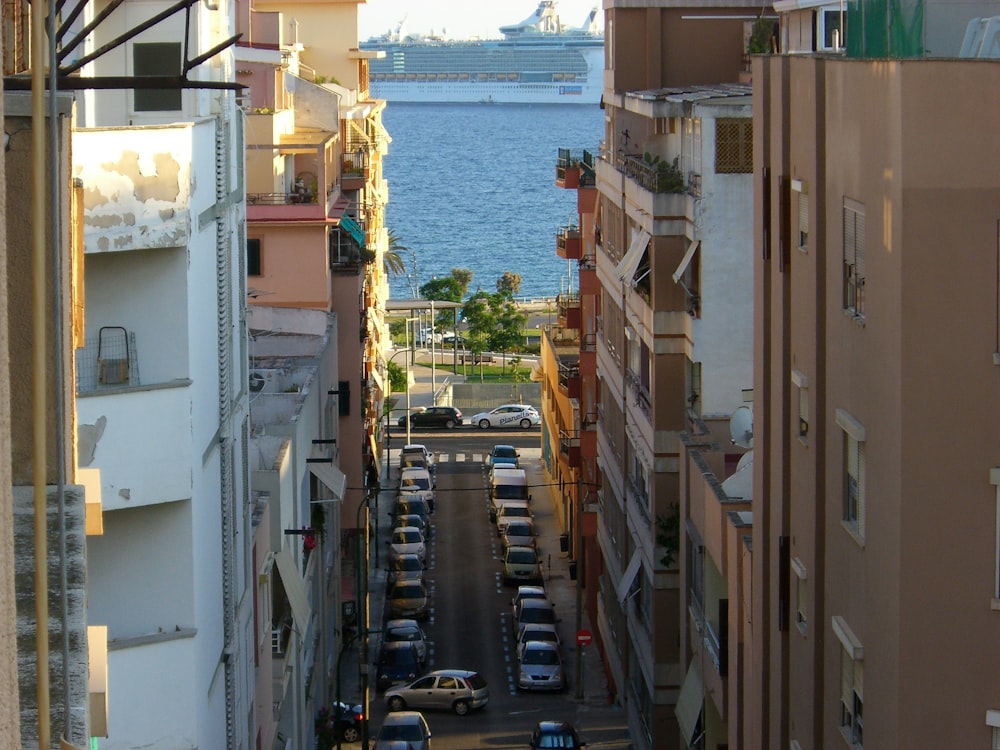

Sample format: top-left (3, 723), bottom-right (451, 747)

top-left (576, 629), bottom-right (593, 646)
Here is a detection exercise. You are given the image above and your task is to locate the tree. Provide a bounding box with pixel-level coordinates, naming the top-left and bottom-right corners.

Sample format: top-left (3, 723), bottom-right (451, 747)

top-left (497, 271), bottom-right (522, 296)
top-left (461, 287), bottom-right (527, 373)
top-left (451, 268), bottom-right (474, 296)
top-left (384, 228), bottom-right (408, 278)
top-left (419, 276), bottom-right (463, 303)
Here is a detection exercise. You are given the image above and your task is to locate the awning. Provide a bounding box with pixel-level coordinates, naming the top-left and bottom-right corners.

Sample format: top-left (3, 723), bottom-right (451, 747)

top-left (309, 463), bottom-right (347, 500)
top-left (616, 549), bottom-right (642, 603)
top-left (675, 662), bottom-right (704, 748)
top-left (339, 214), bottom-right (366, 247)
top-left (615, 230), bottom-right (650, 282)
top-left (673, 239), bottom-right (701, 283)
top-left (274, 548), bottom-right (312, 637)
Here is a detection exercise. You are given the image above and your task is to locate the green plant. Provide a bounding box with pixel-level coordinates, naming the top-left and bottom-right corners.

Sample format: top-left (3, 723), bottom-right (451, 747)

top-left (748, 17), bottom-right (774, 54)
top-left (252, 106), bottom-right (274, 114)
top-left (643, 153), bottom-right (685, 193)
top-left (656, 504), bottom-right (680, 568)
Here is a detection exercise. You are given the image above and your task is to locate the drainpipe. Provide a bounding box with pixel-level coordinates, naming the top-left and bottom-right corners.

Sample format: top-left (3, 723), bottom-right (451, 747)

top-left (32, 1), bottom-right (51, 745)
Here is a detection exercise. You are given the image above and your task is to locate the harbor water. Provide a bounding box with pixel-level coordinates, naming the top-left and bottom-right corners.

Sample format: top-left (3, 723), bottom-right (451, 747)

top-left (382, 102), bottom-right (604, 302)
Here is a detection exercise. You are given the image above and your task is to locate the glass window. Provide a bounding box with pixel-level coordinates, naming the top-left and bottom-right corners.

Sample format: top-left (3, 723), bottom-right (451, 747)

top-left (133, 42), bottom-right (182, 112)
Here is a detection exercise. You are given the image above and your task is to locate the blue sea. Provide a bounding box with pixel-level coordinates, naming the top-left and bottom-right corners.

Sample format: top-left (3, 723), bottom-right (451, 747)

top-left (381, 102), bottom-right (604, 302)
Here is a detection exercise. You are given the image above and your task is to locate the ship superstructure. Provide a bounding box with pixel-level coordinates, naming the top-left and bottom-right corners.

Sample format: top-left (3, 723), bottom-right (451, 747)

top-left (363, 2), bottom-right (603, 104)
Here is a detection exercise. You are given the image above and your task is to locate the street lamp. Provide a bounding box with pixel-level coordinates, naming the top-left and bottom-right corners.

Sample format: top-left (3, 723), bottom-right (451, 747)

top-left (383, 346), bottom-right (414, 483)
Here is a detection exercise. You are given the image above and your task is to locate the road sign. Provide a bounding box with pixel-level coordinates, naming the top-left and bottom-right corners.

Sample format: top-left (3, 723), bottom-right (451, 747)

top-left (576, 629), bottom-right (593, 646)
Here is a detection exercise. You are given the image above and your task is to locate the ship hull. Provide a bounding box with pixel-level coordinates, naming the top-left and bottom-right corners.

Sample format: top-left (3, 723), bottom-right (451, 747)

top-left (368, 78), bottom-right (601, 105)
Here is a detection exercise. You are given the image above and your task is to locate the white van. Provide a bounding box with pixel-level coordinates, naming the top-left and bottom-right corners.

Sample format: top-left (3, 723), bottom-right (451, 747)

top-left (490, 467), bottom-right (530, 502)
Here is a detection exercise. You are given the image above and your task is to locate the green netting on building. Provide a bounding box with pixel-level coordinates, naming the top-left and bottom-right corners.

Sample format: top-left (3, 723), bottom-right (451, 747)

top-left (846, 0), bottom-right (925, 58)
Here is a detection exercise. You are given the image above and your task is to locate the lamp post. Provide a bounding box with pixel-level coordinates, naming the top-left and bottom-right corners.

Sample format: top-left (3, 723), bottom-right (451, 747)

top-left (403, 317), bottom-right (420, 446)
top-left (383, 346), bottom-right (414, 483)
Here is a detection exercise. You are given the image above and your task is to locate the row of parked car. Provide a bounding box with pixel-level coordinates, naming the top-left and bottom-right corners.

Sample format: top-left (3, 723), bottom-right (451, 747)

top-left (366, 442), bottom-right (584, 749)
top-left (395, 403), bottom-right (543, 431)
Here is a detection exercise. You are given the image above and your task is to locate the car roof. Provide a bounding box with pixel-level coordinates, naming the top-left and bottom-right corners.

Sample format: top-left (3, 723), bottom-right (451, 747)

top-left (519, 623), bottom-right (558, 635)
top-left (381, 639), bottom-right (417, 651)
top-left (381, 710), bottom-right (425, 724)
top-left (400, 467), bottom-right (432, 476)
top-left (515, 585), bottom-right (546, 596)
top-left (518, 597), bottom-right (554, 609)
top-left (385, 618), bottom-right (421, 629)
top-left (392, 526), bottom-right (423, 535)
top-left (402, 444), bottom-right (427, 452)
top-left (523, 640), bottom-right (559, 652)
top-left (492, 444), bottom-right (517, 451)
top-left (426, 668), bottom-right (476, 678)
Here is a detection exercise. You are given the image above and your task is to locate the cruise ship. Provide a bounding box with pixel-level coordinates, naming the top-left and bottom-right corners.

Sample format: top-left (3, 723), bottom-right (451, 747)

top-left (362, 2), bottom-right (603, 105)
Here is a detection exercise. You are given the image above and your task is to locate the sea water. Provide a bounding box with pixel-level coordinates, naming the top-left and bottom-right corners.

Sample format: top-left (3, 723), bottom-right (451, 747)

top-left (381, 102), bottom-right (604, 302)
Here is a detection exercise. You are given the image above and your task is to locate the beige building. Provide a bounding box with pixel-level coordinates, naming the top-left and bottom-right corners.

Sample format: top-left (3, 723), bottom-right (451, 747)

top-left (750, 4), bottom-right (1000, 749)
top-left (593, 3), bottom-right (766, 749)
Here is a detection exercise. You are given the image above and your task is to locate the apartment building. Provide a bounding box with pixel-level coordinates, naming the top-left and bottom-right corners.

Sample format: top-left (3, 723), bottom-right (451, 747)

top-left (70, 1), bottom-right (252, 747)
top-left (593, 3), bottom-right (766, 749)
top-left (241, 0), bottom-right (390, 554)
top-left (541, 149), bottom-right (602, 639)
top-left (246, 305), bottom-right (345, 750)
top-left (750, 4), bottom-right (1000, 749)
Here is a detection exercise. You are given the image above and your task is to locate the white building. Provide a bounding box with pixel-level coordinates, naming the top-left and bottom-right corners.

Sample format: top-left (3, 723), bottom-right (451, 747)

top-left (72, 1), bottom-right (252, 747)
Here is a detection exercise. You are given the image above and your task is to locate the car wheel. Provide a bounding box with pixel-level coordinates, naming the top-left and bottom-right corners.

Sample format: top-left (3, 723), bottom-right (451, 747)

top-left (453, 699), bottom-right (470, 716)
top-left (341, 725), bottom-right (360, 743)
top-left (479, 419), bottom-right (491, 429)
top-left (520, 418), bottom-right (531, 429)
top-left (387, 695), bottom-right (407, 712)
top-left (445, 419), bottom-right (456, 429)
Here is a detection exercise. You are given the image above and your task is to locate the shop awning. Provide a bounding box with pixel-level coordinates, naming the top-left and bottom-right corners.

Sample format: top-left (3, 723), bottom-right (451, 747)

top-left (675, 661), bottom-right (704, 748)
top-left (274, 548), bottom-right (312, 637)
top-left (615, 230), bottom-right (650, 283)
top-left (309, 463), bottom-right (347, 500)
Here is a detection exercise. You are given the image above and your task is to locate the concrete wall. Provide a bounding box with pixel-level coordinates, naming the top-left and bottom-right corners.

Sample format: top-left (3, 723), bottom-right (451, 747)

top-left (451, 383), bottom-right (541, 411)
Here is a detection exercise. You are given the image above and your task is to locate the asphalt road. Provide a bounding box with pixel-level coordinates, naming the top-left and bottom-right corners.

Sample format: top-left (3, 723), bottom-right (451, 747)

top-left (367, 430), bottom-right (629, 750)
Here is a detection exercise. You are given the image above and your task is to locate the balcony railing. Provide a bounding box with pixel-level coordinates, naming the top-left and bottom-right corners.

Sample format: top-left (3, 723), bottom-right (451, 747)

top-left (556, 225), bottom-right (582, 260)
top-left (615, 152), bottom-right (688, 194)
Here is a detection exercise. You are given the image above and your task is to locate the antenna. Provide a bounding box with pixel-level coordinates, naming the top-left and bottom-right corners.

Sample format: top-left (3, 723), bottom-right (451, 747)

top-left (729, 405), bottom-right (753, 449)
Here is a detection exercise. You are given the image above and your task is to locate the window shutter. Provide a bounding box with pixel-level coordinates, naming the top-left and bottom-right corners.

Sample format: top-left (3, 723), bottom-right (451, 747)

top-left (854, 209), bottom-right (866, 279)
top-left (857, 441), bottom-right (866, 538)
top-left (843, 206), bottom-right (857, 268)
top-left (853, 658), bottom-right (864, 701)
top-left (840, 647), bottom-right (854, 710)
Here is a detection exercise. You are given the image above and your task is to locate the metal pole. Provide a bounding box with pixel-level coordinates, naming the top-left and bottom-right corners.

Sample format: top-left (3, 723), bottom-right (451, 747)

top-left (405, 320), bottom-right (412, 446)
top-left (574, 472), bottom-right (585, 700)
top-left (358, 493), bottom-right (372, 750)
top-left (430, 299), bottom-right (436, 400)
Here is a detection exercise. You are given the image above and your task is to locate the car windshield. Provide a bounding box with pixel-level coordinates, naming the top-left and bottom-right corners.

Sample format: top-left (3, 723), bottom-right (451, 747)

top-left (392, 584), bottom-right (424, 599)
top-left (506, 522), bottom-right (532, 535)
top-left (523, 647), bottom-right (559, 665)
top-left (400, 476), bottom-right (431, 490)
top-left (520, 606), bottom-right (555, 624)
top-left (387, 626), bottom-right (421, 642)
top-left (521, 629), bottom-right (558, 645)
top-left (493, 447), bottom-right (517, 458)
top-left (507, 549), bottom-right (537, 564)
top-left (494, 485), bottom-right (527, 499)
top-left (501, 506), bottom-right (531, 518)
top-left (536, 731), bottom-right (577, 748)
top-left (394, 530), bottom-right (421, 544)
top-left (394, 557), bottom-right (422, 572)
top-left (377, 723), bottom-right (424, 742)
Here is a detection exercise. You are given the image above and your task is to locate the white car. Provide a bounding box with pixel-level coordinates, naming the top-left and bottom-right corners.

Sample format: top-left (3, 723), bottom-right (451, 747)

top-left (388, 526), bottom-right (426, 563)
top-left (470, 404), bottom-right (541, 430)
top-left (400, 444), bottom-right (435, 470)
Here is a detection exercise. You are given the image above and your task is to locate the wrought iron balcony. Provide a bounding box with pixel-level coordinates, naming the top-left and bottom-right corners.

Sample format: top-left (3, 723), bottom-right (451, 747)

top-left (556, 225), bottom-right (582, 260)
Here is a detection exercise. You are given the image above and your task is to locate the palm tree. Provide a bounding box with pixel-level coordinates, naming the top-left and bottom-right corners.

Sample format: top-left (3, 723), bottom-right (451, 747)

top-left (384, 228), bottom-right (407, 278)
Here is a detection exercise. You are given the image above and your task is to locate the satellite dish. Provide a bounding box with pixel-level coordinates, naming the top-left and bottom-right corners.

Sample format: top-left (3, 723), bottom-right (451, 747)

top-left (721, 458), bottom-right (753, 500)
top-left (736, 449), bottom-right (753, 471)
top-left (729, 405), bottom-right (753, 449)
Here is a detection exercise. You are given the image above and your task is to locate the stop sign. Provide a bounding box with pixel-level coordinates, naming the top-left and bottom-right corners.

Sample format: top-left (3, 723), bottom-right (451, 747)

top-left (576, 629), bottom-right (593, 646)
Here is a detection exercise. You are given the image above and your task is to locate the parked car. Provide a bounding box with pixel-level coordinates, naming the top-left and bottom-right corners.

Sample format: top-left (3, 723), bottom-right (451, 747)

top-left (399, 467), bottom-right (435, 495)
top-left (517, 641), bottom-right (564, 692)
top-left (395, 512), bottom-right (430, 539)
top-left (515, 623), bottom-right (561, 662)
top-left (383, 618), bottom-right (429, 665)
top-left (315, 701), bottom-right (364, 745)
top-left (495, 500), bottom-right (532, 534)
top-left (399, 453), bottom-right (432, 473)
top-left (470, 404), bottom-right (540, 430)
top-left (440, 332), bottom-right (468, 347)
top-left (400, 444), bottom-right (435, 469)
top-left (501, 518), bottom-right (536, 550)
top-left (392, 495), bottom-right (433, 525)
top-left (529, 720), bottom-right (585, 749)
top-left (384, 669), bottom-right (489, 715)
top-left (513, 598), bottom-right (558, 639)
top-left (510, 585), bottom-right (548, 619)
top-left (502, 545), bottom-right (543, 586)
top-left (388, 580), bottom-right (431, 621)
top-left (373, 711), bottom-right (432, 750)
top-left (487, 444), bottom-right (520, 468)
top-left (375, 641), bottom-right (424, 691)
top-left (387, 553), bottom-right (425, 586)
top-left (397, 405), bottom-right (463, 429)
top-left (388, 526), bottom-right (427, 564)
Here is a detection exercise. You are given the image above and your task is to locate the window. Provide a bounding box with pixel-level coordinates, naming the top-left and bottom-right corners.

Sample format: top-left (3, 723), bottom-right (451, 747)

top-left (992, 469), bottom-right (1000, 601)
top-left (133, 42), bottom-right (182, 112)
top-left (843, 199), bottom-right (866, 319)
top-left (833, 616), bottom-right (864, 748)
top-left (837, 409), bottom-right (866, 542)
top-left (791, 557), bottom-right (807, 632)
top-left (793, 179), bottom-right (808, 250)
top-left (247, 238), bottom-right (262, 276)
top-left (715, 118), bottom-right (753, 174)
top-left (817, 7), bottom-right (845, 51)
top-left (792, 369), bottom-right (809, 440)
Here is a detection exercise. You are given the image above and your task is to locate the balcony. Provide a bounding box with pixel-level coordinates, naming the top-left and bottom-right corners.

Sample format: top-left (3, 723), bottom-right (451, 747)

top-left (558, 360), bottom-right (581, 399)
top-left (556, 292), bottom-right (581, 329)
top-left (556, 225), bottom-right (582, 260)
top-left (555, 148), bottom-right (597, 189)
top-left (559, 430), bottom-right (581, 467)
